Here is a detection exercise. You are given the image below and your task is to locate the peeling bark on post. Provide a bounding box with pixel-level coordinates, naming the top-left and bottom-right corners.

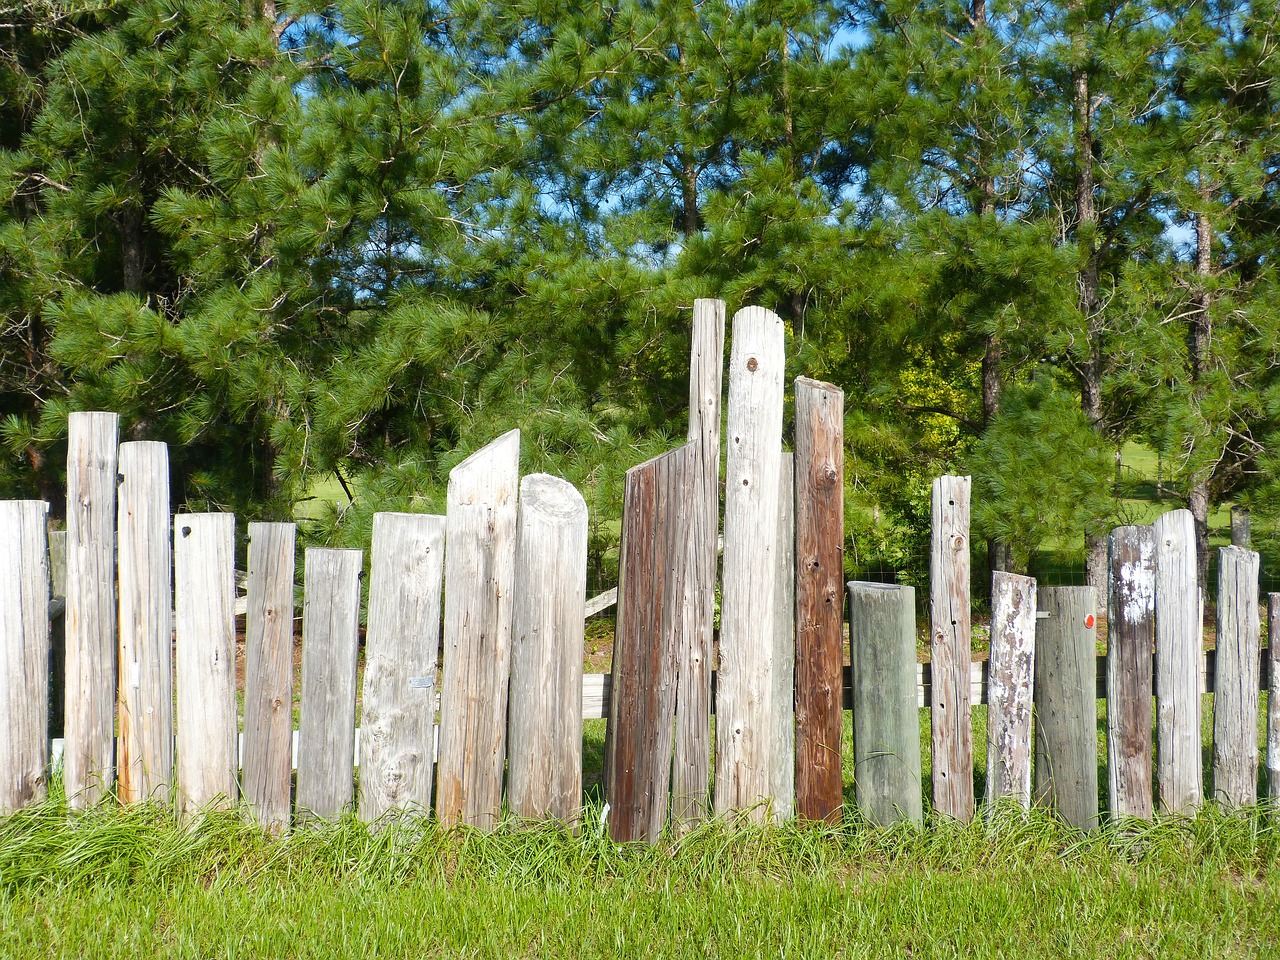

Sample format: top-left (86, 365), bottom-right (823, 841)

top-left (986, 572), bottom-right (1036, 809)
top-left (1107, 525), bottom-right (1156, 821)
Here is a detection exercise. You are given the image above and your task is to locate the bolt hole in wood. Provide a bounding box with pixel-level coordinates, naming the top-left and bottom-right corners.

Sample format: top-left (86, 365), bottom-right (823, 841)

top-left (181, 526), bottom-right (191, 537)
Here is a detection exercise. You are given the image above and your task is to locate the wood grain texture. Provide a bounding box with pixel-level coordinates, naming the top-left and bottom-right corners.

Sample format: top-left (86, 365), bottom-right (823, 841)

top-left (716, 305), bottom-right (784, 821)
top-left (1107, 525), bottom-right (1156, 821)
top-left (1267, 594), bottom-right (1280, 803)
top-left (794, 377), bottom-right (844, 823)
top-left (436, 429), bottom-right (520, 829)
top-left (1213, 545), bottom-right (1260, 809)
top-left (605, 445), bottom-right (693, 842)
top-left (296, 548), bottom-right (363, 822)
top-left (848, 582), bottom-right (922, 826)
top-left (359, 512), bottom-right (446, 823)
top-left (1153, 509), bottom-right (1201, 815)
top-left (174, 513), bottom-right (237, 816)
top-left (242, 522), bottom-right (296, 833)
top-left (64, 411), bottom-right (119, 807)
top-left (508, 476), bottom-right (588, 824)
top-left (986, 572), bottom-right (1036, 809)
top-left (116, 441), bottom-right (173, 805)
top-left (770, 453), bottom-right (796, 821)
top-left (671, 298), bottom-right (724, 828)
top-left (1033, 587), bottom-right (1099, 830)
top-left (0, 501), bottom-right (50, 811)
top-left (929, 475), bottom-right (974, 821)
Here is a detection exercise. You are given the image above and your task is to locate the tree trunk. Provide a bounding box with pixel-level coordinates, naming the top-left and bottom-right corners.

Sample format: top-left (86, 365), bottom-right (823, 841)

top-left (120, 207), bottom-right (145, 295)
top-left (1188, 208), bottom-right (1212, 591)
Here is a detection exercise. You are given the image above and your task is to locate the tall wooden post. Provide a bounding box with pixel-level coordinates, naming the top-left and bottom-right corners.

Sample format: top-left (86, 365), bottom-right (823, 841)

top-left (930, 475), bottom-right (973, 821)
top-left (1266, 594), bottom-right (1280, 803)
top-left (1213, 545), bottom-right (1260, 809)
top-left (770, 453), bottom-right (796, 820)
top-left (1153, 509), bottom-right (1201, 815)
top-left (986, 572), bottom-right (1036, 809)
top-left (1107, 525), bottom-right (1155, 821)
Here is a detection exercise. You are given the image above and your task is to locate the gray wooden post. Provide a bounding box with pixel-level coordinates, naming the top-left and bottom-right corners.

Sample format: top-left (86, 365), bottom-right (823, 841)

top-left (1267, 594), bottom-right (1280, 803)
top-left (716, 305), bottom-right (785, 821)
top-left (1153, 509), bottom-right (1201, 815)
top-left (1107, 525), bottom-right (1156, 821)
top-left (770, 453), bottom-right (796, 821)
top-left (64, 411), bottom-right (119, 807)
top-left (1033, 586), bottom-right (1099, 830)
top-left (1213, 545), bottom-right (1260, 809)
top-left (848, 582), bottom-right (922, 826)
top-left (930, 475), bottom-right (974, 821)
top-left (508, 476), bottom-right (588, 823)
top-left (0, 501), bottom-right (50, 811)
top-left (986, 572), bottom-right (1036, 809)
top-left (1230, 507), bottom-right (1250, 548)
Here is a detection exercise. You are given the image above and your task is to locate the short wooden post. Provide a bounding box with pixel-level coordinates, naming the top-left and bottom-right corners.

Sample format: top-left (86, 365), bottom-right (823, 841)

top-left (1033, 586), bottom-right (1099, 830)
top-left (671, 298), bottom-right (724, 827)
top-left (1107, 525), bottom-right (1156, 821)
top-left (605, 446), bottom-right (692, 842)
top-left (770, 453), bottom-right (796, 821)
top-left (930, 475), bottom-right (974, 821)
top-left (116, 441), bottom-right (173, 805)
top-left (296, 548), bottom-right (363, 821)
top-left (242, 522), bottom-right (296, 833)
top-left (1213, 545), bottom-right (1260, 809)
top-left (794, 377), bottom-right (844, 823)
top-left (986, 572), bottom-right (1036, 809)
top-left (437, 430), bottom-right (520, 829)
top-left (0, 501), bottom-right (50, 811)
top-left (174, 513), bottom-right (237, 815)
top-left (1153, 509), bottom-right (1201, 815)
top-left (64, 411), bottom-right (119, 807)
top-left (1230, 507), bottom-right (1250, 548)
top-left (359, 512), bottom-right (446, 823)
top-left (508, 476), bottom-right (588, 823)
top-left (848, 582), bottom-right (922, 826)
top-left (716, 305), bottom-right (785, 821)
top-left (1266, 594), bottom-right (1280, 803)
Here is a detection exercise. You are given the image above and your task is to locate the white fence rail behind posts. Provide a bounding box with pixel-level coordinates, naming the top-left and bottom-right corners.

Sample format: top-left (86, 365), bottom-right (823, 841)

top-left (174, 513), bottom-right (238, 816)
top-left (1213, 545), bottom-right (1261, 810)
top-left (359, 512), bottom-right (446, 824)
top-left (1107, 525), bottom-right (1156, 821)
top-left (64, 411), bottom-right (119, 808)
top-left (985, 572), bottom-right (1036, 810)
top-left (1, 501), bottom-right (50, 812)
top-left (436, 430), bottom-right (520, 830)
top-left (508, 475), bottom-right (588, 824)
top-left (1153, 509), bottom-right (1202, 815)
top-left (242, 522), bottom-right (297, 834)
top-left (715, 305), bottom-right (784, 822)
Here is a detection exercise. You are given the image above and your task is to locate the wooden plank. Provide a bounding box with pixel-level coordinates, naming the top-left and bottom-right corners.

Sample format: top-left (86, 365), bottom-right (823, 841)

top-left (64, 411), bottom-right (119, 807)
top-left (296, 548), bottom-right (363, 821)
top-left (1153, 509), bottom-right (1201, 815)
top-left (242, 522), bottom-right (296, 833)
top-left (436, 430), bottom-right (520, 829)
top-left (174, 513), bottom-right (237, 815)
top-left (929, 475), bottom-right (974, 821)
top-left (770, 453), bottom-right (796, 821)
top-left (359, 512), bottom-right (446, 823)
top-left (848, 582), bottom-right (922, 826)
top-left (986, 572), bottom-right (1036, 809)
top-left (793, 377), bottom-right (844, 824)
top-left (1267, 594), bottom-right (1280, 803)
top-left (0, 501), bottom-right (50, 811)
top-left (1107, 524), bottom-right (1156, 821)
top-left (1213, 545), bottom-right (1260, 809)
top-left (716, 305), bottom-right (785, 821)
top-left (671, 297), bottom-right (724, 828)
top-left (605, 445), bottom-right (693, 842)
top-left (1034, 587), bottom-right (1099, 830)
top-left (116, 441), bottom-right (173, 805)
top-left (508, 476), bottom-right (588, 823)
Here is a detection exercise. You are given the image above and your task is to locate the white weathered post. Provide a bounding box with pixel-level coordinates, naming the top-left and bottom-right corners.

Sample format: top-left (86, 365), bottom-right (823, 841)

top-left (770, 453), bottom-right (796, 821)
top-left (1213, 545), bottom-right (1260, 810)
top-left (986, 572), bottom-right (1036, 810)
top-left (1153, 509), bottom-right (1201, 815)
top-left (1108, 525), bottom-right (1156, 821)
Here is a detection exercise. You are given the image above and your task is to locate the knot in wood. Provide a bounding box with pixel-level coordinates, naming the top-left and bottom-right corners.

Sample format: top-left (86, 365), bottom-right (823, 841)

top-left (746, 357), bottom-right (758, 372)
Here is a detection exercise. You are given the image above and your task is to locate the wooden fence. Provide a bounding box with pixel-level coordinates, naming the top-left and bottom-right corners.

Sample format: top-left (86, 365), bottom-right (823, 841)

top-left (3, 298), bottom-right (1280, 837)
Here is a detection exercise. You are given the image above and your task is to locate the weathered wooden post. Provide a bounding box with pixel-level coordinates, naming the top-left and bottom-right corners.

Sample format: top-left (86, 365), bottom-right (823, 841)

top-left (437, 430), bottom-right (520, 829)
top-left (1153, 509), bottom-right (1201, 815)
top-left (716, 306), bottom-right (785, 821)
top-left (771, 453), bottom-right (796, 821)
top-left (605, 445), bottom-right (693, 841)
top-left (794, 377), bottom-right (844, 824)
top-left (116, 441), bottom-right (173, 805)
top-left (1033, 586), bottom-right (1099, 830)
top-left (359, 512), bottom-right (446, 823)
top-left (848, 581), bottom-right (922, 826)
top-left (296, 548), bottom-right (363, 821)
top-left (672, 298), bottom-right (724, 827)
top-left (0, 501), bottom-right (50, 811)
top-left (1213, 545), bottom-right (1260, 810)
top-left (174, 513), bottom-right (237, 816)
top-left (1230, 507), bottom-right (1250, 548)
top-left (930, 475), bottom-right (974, 821)
top-left (1267, 594), bottom-right (1280, 803)
top-left (986, 572), bottom-right (1036, 810)
top-left (64, 411), bottom-right (119, 807)
top-left (508, 476), bottom-right (588, 824)
top-left (1108, 525), bottom-right (1156, 821)
top-left (242, 522), bottom-right (296, 833)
